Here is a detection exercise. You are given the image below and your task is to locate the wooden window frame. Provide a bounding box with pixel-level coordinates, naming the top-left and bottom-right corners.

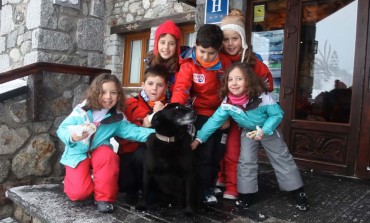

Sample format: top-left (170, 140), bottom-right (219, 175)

top-left (122, 24), bottom-right (194, 87)
top-left (122, 31), bottom-right (150, 87)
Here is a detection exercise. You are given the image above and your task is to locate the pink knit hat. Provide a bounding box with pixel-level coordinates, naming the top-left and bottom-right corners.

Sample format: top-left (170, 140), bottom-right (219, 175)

top-left (153, 20), bottom-right (181, 56)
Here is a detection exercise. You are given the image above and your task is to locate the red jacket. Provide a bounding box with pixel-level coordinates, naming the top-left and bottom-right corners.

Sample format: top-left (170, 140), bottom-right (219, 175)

top-left (171, 47), bottom-right (232, 117)
top-left (253, 59), bottom-right (274, 92)
top-left (227, 53), bottom-right (274, 92)
top-left (116, 95), bottom-right (152, 154)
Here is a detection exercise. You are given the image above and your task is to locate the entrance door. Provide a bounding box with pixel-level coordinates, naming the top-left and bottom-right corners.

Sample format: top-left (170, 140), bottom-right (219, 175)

top-left (281, 0), bottom-right (363, 176)
top-left (355, 0), bottom-right (370, 178)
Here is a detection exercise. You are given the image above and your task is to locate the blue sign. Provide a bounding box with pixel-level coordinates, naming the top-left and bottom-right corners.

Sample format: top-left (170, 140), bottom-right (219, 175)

top-left (205, 0), bottom-right (229, 24)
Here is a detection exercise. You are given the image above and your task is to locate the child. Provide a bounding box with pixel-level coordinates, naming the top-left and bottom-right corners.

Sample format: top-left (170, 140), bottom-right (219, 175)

top-left (116, 65), bottom-right (168, 197)
top-left (217, 9), bottom-right (275, 200)
top-left (56, 73), bottom-right (155, 213)
top-left (191, 62), bottom-right (309, 211)
top-left (171, 24), bottom-right (231, 204)
top-left (145, 20), bottom-right (181, 95)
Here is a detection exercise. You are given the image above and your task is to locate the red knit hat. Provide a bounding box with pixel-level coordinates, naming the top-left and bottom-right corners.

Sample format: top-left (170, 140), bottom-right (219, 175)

top-left (153, 20), bottom-right (181, 56)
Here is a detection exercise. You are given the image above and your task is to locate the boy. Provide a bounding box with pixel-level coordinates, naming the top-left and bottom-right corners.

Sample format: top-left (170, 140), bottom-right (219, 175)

top-left (116, 65), bottom-right (168, 197)
top-left (171, 24), bottom-right (232, 204)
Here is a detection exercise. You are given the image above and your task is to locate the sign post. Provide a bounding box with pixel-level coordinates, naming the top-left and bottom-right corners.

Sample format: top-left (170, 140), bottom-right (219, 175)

top-left (204, 0), bottom-right (229, 24)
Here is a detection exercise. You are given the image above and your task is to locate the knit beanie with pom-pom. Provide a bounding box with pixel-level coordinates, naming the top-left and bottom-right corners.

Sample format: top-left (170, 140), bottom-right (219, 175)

top-left (153, 20), bottom-right (181, 56)
top-left (220, 10), bottom-right (249, 62)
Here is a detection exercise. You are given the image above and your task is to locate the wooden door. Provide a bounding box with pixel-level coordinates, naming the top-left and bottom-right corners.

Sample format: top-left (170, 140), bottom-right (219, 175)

top-left (280, 0), bottom-right (365, 176)
top-left (355, 0), bottom-right (370, 178)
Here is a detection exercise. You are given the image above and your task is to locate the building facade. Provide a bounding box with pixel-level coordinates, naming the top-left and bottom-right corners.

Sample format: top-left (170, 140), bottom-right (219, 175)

top-left (0, 0), bottom-right (369, 218)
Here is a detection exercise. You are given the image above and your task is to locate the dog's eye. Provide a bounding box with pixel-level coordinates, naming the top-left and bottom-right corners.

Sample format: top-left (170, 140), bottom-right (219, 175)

top-left (175, 106), bottom-right (179, 109)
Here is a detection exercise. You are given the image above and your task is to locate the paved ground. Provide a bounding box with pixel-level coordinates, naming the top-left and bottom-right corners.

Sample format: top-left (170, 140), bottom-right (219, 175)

top-left (6, 163), bottom-right (370, 223)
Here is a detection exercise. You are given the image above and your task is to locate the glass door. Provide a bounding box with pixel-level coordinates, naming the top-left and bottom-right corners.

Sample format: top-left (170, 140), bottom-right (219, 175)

top-left (280, 0), bottom-right (362, 176)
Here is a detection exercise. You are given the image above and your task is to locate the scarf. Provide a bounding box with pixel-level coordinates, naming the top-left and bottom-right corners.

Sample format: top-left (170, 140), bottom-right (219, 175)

top-left (228, 92), bottom-right (248, 106)
top-left (227, 52), bottom-right (242, 63)
top-left (140, 90), bottom-right (166, 108)
top-left (196, 52), bottom-right (220, 69)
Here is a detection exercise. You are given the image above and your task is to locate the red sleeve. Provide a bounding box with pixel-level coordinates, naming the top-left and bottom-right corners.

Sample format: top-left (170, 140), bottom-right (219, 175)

top-left (254, 60), bottom-right (274, 92)
top-left (123, 97), bottom-right (148, 126)
top-left (171, 61), bottom-right (193, 104)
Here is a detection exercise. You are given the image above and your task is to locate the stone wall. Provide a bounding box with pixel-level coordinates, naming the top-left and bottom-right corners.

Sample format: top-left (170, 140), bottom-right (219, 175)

top-left (0, 0), bottom-right (106, 72)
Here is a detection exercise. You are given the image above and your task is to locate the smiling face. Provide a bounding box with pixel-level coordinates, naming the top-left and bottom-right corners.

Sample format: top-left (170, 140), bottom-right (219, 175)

top-left (227, 67), bottom-right (247, 97)
top-left (99, 81), bottom-right (119, 110)
top-left (157, 34), bottom-right (177, 60)
top-left (222, 30), bottom-right (242, 56)
top-left (142, 75), bottom-right (167, 101)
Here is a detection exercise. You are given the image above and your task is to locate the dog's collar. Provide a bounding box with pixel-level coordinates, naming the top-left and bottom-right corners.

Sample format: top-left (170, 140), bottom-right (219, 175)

top-left (155, 133), bottom-right (175, 143)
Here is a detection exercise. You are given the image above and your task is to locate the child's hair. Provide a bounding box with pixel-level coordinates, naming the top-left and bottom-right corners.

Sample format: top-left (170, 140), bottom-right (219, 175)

top-left (143, 65), bottom-right (169, 83)
top-left (196, 24), bottom-right (224, 50)
top-left (220, 62), bottom-right (267, 99)
top-left (85, 73), bottom-right (125, 111)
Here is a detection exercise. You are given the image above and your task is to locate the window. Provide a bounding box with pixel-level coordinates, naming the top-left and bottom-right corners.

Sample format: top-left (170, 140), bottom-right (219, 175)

top-left (122, 24), bottom-right (195, 87)
top-left (123, 31), bottom-right (150, 87)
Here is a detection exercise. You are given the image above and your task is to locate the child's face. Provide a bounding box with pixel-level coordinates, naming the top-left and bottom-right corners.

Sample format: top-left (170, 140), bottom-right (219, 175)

top-left (222, 30), bottom-right (242, 56)
top-left (142, 75), bottom-right (167, 101)
top-left (227, 67), bottom-right (246, 97)
top-left (196, 45), bottom-right (219, 62)
top-left (99, 81), bottom-right (119, 110)
top-left (157, 34), bottom-right (177, 60)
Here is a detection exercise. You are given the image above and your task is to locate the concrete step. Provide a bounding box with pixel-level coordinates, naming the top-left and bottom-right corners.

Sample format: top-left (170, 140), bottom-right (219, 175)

top-left (6, 184), bottom-right (284, 223)
top-left (5, 184), bottom-right (154, 223)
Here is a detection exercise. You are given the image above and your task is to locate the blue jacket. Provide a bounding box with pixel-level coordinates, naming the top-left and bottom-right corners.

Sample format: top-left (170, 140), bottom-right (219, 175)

top-left (196, 93), bottom-right (284, 143)
top-left (57, 101), bottom-right (155, 168)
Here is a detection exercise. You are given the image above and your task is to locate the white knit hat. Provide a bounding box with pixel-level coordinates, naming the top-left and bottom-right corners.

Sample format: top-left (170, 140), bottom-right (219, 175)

top-left (220, 13), bottom-right (249, 62)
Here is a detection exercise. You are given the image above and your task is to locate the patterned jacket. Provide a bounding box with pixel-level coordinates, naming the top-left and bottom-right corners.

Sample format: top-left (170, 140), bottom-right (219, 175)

top-left (195, 93), bottom-right (283, 143)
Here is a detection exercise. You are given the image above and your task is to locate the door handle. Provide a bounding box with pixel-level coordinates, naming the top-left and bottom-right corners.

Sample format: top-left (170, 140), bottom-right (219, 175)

top-left (283, 86), bottom-right (293, 98)
top-left (285, 26), bottom-right (297, 38)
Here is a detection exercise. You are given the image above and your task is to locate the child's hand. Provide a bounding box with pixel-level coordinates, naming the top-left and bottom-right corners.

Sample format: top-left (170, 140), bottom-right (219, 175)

top-left (253, 128), bottom-right (264, 141)
top-left (246, 126), bottom-right (264, 141)
top-left (191, 140), bottom-right (200, 150)
top-left (220, 118), bottom-right (230, 130)
top-left (153, 101), bottom-right (165, 113)
top-left (71, 131), bottom-right (89, 142)
top-left (142, 116), bottom-right (152, 127)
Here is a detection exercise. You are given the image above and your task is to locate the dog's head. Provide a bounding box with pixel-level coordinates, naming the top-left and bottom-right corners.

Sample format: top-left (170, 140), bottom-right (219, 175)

top-left (151, 103), bottom-right (197, 136)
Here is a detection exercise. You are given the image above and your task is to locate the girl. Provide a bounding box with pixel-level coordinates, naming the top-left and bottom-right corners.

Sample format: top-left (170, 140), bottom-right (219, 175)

top-left (144, 20), bottom-right (181, 95)
top-left (116, 65), bottom-right (168, 197)
top-left (191, 63), bottom-right (309, 211)
top-left (217, 9), bottom-right (274, 200)
top-left (56, 73), bottom-right (155, 213)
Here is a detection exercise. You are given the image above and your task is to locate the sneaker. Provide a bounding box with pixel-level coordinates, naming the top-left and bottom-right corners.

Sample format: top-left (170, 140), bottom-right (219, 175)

top-left (213, 187), bottom-right (223, 196)
top-left (293, 191), bottom-right (309, 211)
top-left (203, 192), bottom-right (218, 204)
top-left (223, 191), bottom-right (237, 200)
top-left (96, 201), bottom-right (114, 213)
top-left (216, 181), bottom-right (225, 187)
top-left (235, 193), bottom-right (254, 208)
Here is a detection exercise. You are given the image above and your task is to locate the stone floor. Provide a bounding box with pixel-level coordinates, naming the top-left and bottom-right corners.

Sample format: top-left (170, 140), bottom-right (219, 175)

top-left (5, 164), bottom-right (370, 223)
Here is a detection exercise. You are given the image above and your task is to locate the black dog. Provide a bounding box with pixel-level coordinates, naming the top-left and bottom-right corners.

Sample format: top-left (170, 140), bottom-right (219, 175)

top-left (136, 103), bottom-right (197, 215)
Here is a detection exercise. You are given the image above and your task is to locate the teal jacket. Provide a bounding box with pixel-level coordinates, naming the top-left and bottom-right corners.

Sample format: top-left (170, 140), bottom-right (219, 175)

top-left (196, 93), bottom-right (284, 143)
top-left (57, 101), bottom-right (155, 168)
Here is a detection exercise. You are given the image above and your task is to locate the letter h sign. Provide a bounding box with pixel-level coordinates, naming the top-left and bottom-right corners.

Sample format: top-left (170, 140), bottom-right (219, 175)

top-left (204, 0), bottom-right (229, 24)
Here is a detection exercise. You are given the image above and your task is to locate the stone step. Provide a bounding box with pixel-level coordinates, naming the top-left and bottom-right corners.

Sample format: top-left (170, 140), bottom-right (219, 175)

top-left (6, 183), bottom-right (286, 223)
